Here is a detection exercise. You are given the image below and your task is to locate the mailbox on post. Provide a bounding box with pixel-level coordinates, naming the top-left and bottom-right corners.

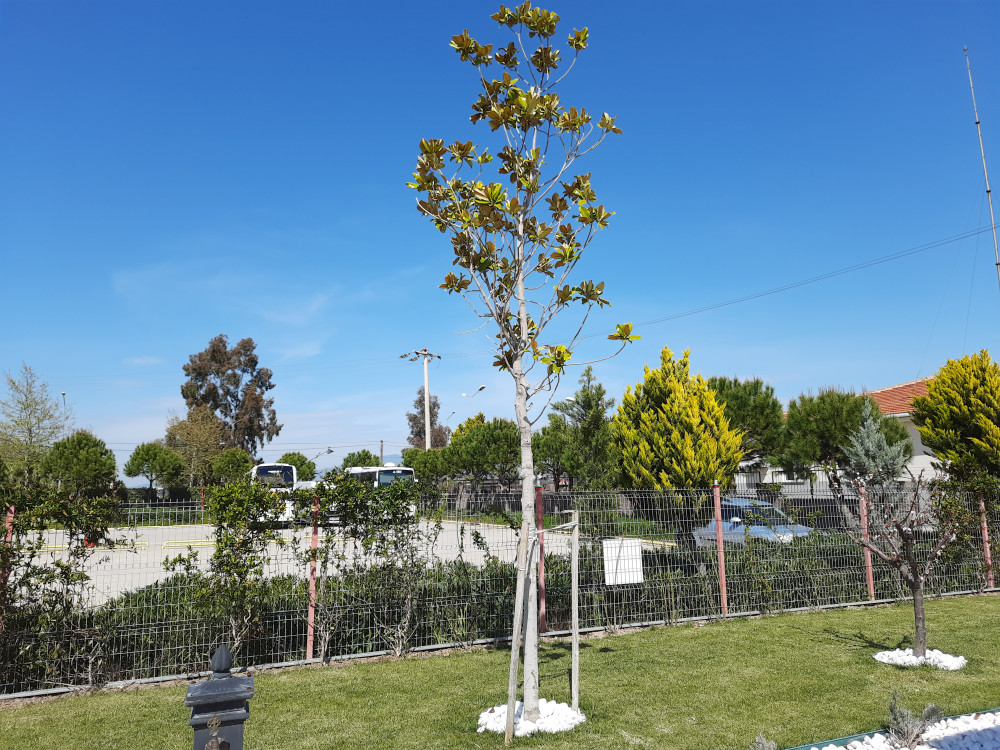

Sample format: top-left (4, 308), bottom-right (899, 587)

top-left (185, 645), bottom-right (254, 750)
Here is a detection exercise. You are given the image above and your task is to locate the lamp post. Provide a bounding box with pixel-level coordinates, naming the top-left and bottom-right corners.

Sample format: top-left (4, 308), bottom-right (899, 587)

top-left (400, 348), bottom-right (441, 450)
top-left (462, 385), bottom-right (486, 399)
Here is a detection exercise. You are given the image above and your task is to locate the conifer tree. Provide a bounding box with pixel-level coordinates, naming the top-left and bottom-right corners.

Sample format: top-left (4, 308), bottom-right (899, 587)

top-left (612, 347), bottom-right (744, 559)
top-left (613, 346), bottom-right (744, 491)
top-left (911, 349), bottom-right (1000, 485)
top-left (842, 399), bottom-right (910, 488)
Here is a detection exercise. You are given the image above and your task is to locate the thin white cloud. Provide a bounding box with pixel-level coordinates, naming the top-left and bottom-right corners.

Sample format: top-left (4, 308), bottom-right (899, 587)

top-left (124, 356), bottom-right (164, 365)
top-left (256, 293), bottom-right (332, 326)
top-left (277, 340), bottom-right (324, 360)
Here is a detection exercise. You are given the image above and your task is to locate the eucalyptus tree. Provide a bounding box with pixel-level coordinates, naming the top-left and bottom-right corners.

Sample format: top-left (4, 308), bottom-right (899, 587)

top-left (181, 334), bottom-right (281, 456)
top-left (407, 3), bottom-right (637, 723)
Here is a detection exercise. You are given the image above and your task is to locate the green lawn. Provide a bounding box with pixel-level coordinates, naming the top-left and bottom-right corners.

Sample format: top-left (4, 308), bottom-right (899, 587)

top-left (2, 595), bottom-right (998, 750)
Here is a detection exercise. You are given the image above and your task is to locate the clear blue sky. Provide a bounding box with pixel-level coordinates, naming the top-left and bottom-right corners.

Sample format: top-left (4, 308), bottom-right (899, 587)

top-left (2, 0), bottom-right (998, 481)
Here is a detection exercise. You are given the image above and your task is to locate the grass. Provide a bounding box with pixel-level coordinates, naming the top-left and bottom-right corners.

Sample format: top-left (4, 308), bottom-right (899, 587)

top-left (2, 595), bottom-right (999, 749)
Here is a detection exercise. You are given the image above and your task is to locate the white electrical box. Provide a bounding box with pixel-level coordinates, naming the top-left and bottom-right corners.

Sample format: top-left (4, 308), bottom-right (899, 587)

top-left (602, 537), bottom-right (644, 585)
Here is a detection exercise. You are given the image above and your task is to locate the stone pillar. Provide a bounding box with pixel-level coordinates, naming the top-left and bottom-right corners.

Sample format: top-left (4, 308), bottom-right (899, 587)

top-left (185, 645), bottom-right (254, 750)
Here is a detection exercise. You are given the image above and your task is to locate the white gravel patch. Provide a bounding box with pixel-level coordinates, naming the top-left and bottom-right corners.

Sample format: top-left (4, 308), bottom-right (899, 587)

top-left (872, 648), bottom-right (967, 670)
top-left (806, 710), bottom-right (1000, 749)
top-left (477, 698), bottom-right (586, 737)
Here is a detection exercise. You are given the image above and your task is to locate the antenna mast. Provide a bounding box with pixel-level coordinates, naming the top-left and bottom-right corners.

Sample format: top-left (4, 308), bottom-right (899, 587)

top-left (964, 47), bottom-right (1000, 293)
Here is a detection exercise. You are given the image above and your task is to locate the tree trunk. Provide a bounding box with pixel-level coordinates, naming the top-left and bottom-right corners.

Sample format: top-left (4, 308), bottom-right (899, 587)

top-left (911, 576), bottom-right (927, 658)
top-left (512, 357), bottom-right (540, 722)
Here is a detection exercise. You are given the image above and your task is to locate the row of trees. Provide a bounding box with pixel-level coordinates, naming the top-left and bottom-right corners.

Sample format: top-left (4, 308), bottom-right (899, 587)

top-left (404, 348), bottom-right (1000, 494)
top-left (0, 364), bottom-right (116, 497)
top-left (0, 335), bottom-right (288, 497)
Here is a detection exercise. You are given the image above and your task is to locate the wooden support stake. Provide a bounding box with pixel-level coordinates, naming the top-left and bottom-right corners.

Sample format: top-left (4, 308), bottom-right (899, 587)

top-left (859, 487), bottom-right (876, 600)
top-left (980, 493), bottom-right (994, 589)
top-left (306, 494), bottom-right (319, 660)
top-left (571, 507), bottom-right (580, 713)
top-left (536, 487), bottom-right (546, 633)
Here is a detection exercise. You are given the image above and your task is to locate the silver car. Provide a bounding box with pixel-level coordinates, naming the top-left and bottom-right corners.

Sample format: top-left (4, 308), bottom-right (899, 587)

top-left (692, 498), bottom-right (813, 547)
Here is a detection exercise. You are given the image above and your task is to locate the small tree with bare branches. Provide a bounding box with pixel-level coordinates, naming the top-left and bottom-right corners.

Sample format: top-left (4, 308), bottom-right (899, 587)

top-left (841, 403), bottom-right (968, 657)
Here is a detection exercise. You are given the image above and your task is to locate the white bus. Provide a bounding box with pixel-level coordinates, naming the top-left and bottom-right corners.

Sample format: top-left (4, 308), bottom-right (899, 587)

top-left (343, 465), bottom-right (416, 488)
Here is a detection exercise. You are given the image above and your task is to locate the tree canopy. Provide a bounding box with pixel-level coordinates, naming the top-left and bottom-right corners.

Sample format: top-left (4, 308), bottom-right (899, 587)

top-left (213, 448), bottom-right (254, 484)
top-left (911, 350), bottom-right (1000, 486)
top-left (42, 430), bottom-right (116, 497)
top-left (449, 417), bottom-right (520, 491)
top-left (181, 334), bottom-right (281, 456)
top-left (842, 400), bottom-right (911, 488)
top-left (341, 449), bottom-right (381, 470)
top-left (531, 414), bottom-right (574, 491)
top-left (277, 451), bottom-right (316, 481)
top-left (405, 387), bottom-right (450, 450)
top-left (613, 347), bottom-right (744, 490)
top-left (548, 365), bottom-right (615, 488)
top-left (780, 389), bottom-right (911, 494)
top-left (0, 364), bottom-right (72, 489)
top-left (706, 376), bottom-right (783, 470)
top-left (401, 447), bottom-right (452, 491)
top-left (123, 442), bottom-right (185, 490)
top-left (165, 406), bottom-right (226, 486)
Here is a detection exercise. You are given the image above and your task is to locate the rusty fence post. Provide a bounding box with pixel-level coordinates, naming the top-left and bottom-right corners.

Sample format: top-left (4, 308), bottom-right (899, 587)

top-left (306, 494), bottom-right (320, 660)
top-left (536, 486), bottom-right (546, 633)
top-left (712, 481), bottom-right (728, 616)
top-left (980, 492), bottom-right (994, 589)
top-left (0, 504), bottom-right (13, 635)
top-left (859, 487), bottom-right (876, 600)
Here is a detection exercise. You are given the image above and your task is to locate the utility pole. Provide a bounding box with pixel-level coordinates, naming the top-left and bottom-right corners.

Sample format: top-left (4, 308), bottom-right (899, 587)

top-left (400, 348), bottom-right (441, 450)
top-left (965, 47), bottom-right (1000, 293)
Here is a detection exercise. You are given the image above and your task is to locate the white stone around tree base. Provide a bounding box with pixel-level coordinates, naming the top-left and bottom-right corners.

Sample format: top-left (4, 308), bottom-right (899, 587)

top-left (807, 710), bottom-right (1000, 749)
top-left (477, 698), bottom-right (586, 737)
top-left (872, 648), bottom-right (967, 670)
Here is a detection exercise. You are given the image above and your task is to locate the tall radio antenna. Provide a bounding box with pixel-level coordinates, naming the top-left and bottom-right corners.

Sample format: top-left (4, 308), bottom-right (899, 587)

top-left (964, 47), bottom-right (1000, 293)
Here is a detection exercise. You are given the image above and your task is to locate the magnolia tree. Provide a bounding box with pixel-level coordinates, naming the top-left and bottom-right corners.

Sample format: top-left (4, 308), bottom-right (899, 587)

top-left (408, 3), bottom-right (637, 727)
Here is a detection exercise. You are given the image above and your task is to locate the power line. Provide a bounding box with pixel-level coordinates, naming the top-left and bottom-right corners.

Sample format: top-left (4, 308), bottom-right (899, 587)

top-left (578, 224), bottom-right (996, 340)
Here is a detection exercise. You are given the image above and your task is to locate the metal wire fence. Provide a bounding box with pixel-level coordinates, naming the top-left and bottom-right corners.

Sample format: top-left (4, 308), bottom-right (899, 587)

top-left (1, 486), bottom-right (996, 697)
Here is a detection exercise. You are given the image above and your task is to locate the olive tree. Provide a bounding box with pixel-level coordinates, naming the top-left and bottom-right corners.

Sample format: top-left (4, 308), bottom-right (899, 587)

top-left (408, 3), bottom-right (637, 724)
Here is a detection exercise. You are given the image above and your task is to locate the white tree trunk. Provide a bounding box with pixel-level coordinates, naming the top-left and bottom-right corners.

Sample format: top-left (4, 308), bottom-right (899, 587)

top-left (512, 357), bottom-right (539, 722)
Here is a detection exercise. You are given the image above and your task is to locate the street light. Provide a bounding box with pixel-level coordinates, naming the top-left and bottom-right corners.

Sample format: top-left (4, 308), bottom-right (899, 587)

top-left (400, 348), bottom-right (441, 450)
top-left (312, 447), bottom-right (334, 460)
top-left (462, 385), bottom-right (486, 399)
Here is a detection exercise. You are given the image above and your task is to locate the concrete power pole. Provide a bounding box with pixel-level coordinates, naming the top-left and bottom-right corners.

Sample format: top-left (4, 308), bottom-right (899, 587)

top-left (400, 348), bottom-right (441, 450)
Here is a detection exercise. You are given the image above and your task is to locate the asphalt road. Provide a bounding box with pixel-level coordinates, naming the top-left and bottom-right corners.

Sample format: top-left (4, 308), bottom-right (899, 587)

top-left (31, 519), bottom-right (575, 605)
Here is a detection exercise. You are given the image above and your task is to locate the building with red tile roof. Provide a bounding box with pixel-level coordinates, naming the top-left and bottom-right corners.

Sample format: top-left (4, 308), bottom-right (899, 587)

top-left (864, 379), bottom-right (931, 417)
top-left (863, 378), bottom-right (937, 478)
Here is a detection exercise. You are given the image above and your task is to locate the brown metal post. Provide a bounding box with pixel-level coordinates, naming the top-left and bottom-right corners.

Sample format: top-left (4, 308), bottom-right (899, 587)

top-left (0, 504), bottom-right (13, 634)
top-left (536, 486), bottom-right (546, 633)
top-left (980, 493), bottom-right (994, 589)
top-left (859, 487), bottom-right (875, 600)
top-left (306, 494), bottom-right (319, 660)
top-left (712, 481), bottom-right (728, 616)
